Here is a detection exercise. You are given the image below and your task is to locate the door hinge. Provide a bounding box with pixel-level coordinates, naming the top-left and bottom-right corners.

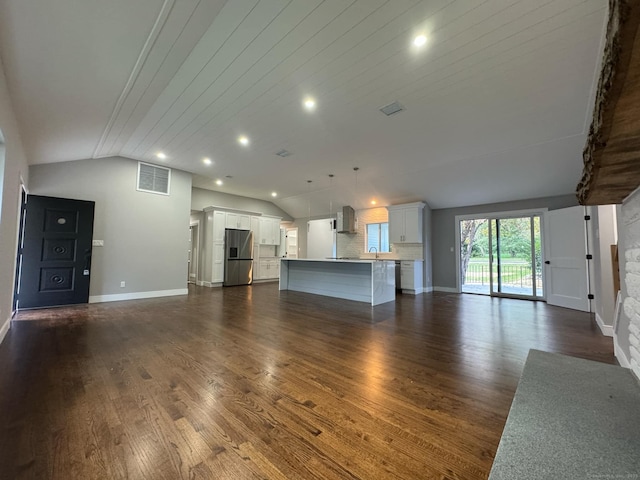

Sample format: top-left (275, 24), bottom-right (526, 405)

top-left (584, 215), bottom-right (591, 220)
top-left (586, 254), bottom-right (593, 260)
top-left (588, 294), bottom-right (594, 300)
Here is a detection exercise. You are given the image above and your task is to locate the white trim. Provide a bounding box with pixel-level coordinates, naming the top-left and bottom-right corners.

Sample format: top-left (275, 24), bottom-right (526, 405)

top-left (89, 288), bottom-right (187, 303)
top-left (614, 336), bottom-right (631, 368)
top-left (0, 318), bottom-right (10, 346)
top-left (423, 286), bottom-right (433, 293)
top-left (196, 280), bottom-right (206, 287)
top-left (433, 286), bottom-right (458, 293)
top-left (595, 312), bottom-right (613, 337)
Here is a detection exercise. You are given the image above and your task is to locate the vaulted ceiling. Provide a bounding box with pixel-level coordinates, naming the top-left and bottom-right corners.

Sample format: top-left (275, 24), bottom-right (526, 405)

top-left (0, 0), bottom-right (607, 218)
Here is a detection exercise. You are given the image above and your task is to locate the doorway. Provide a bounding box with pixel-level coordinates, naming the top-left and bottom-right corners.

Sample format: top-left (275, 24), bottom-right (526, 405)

top-left (16, 194), bottom-right (95, 309)
top-left (188, 222), bottom-right (199, 284)
top-left (286, 227), bottom-right (298, 258)
top-left (458, 210), bottom-right (544, 300)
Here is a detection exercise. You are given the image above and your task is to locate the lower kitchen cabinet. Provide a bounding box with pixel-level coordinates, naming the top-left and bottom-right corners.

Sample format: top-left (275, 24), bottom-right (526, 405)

top-left (256, 258), bottom-right (280, 280)
top-left (400, 260), bottom-right (423, 294)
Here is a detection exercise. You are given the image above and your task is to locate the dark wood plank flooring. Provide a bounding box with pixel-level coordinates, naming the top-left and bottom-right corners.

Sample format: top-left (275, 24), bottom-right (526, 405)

top-left (0, 285), bottom-right (614, 479)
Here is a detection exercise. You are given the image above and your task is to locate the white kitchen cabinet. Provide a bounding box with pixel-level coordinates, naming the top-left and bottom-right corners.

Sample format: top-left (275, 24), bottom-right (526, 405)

top-left (203, 207), bottom-right (278, 286)
top-left (387, 202), bottom-right (425, 243)
top-left (257, 258), bottom-right (280, 280)
top-left (400, 260), bottom-right (423, 294)
top-left (259, 217), bottom-right (281, 245)
top-left (250, 216), bottom-right (260, 242)
top-left (226, 212), bottom-right (251, 230)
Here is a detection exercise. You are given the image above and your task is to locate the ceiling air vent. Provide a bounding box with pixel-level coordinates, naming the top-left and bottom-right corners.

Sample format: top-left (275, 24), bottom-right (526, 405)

top-left (275, 149), bottom-right (292, 157)
top-left (379, 101), bottom-right (405, 117)
top-left (137, 162), bottom-right (171, 195)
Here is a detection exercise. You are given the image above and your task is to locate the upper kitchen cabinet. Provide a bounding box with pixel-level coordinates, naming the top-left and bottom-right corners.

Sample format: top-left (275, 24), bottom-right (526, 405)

top-left (226, 212), bottom-right (251, 230)
top-left (259, 216), bottom-right (281, 245)
top-left (387, 202), bottom-right (425, 243)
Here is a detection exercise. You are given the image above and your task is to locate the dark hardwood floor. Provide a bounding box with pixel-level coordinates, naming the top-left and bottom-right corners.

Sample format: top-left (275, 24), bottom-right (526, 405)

top-left (0, 285), bottom-right (614, 479)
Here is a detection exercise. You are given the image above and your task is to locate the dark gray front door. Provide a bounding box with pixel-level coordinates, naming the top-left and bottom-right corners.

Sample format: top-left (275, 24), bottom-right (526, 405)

top-left (17, 195), bottom-right (95, 309)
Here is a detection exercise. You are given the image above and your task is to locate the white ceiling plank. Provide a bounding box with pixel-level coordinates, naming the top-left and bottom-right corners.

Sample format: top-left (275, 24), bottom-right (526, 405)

top-left (0, 0), bottom-right (610, 212)
top-left (96, 0), bottom-right (228, 158)
top-left (128, 0), bottom-right (292, 158)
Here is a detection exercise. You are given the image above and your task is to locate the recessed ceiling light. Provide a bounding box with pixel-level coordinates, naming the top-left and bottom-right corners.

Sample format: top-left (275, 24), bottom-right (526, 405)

top-left (215, 179), bottom-right (223, 186)
top-left (371, 200), bottom-right (377, 205)
top-left (238, 135), bottom-right (249, 146)
top-left (203, 157), bottom-right (212, 165)
top-left (303, 97), bottom-right (316, 111)
top-left (413, 34), bottom-right (427, 47)
top-left (156, 152), bottom-right (167, 160)
top-left (271, 192), bottom-right (277, 197)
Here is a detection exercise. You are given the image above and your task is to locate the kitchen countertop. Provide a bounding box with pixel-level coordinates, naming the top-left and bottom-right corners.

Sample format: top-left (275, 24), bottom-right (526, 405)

top-left (489, 349), bottom-right (640, 479)
top-left (282, 258), bottom-right (395, 264)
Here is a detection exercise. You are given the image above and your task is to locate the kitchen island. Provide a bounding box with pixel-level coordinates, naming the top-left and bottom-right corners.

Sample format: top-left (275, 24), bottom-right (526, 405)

top-left (279, 258), bottom-right (395, 306)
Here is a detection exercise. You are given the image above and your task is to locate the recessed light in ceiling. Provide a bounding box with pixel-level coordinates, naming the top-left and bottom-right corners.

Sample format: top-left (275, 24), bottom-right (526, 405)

top-left (379, 101), bottom-right (405, 116)
top-left (371, 200), bottom-right (377, 205)
top-left (238, 135), bottom-right (249, 146)
top-left (215, 179), bottom-right (223, 186)
top-left (413, 34), bottom-right (427, 47)
top-left (156, 152), bottom-right (167, 160)
top-left (303, 97), bottom-right (316, 111)
top-left (203, 157), bottom-right (212, 165)
top-left (271, 192), bottom-right (277, 197)
top-left (275, 149), bottom-right (292, 157)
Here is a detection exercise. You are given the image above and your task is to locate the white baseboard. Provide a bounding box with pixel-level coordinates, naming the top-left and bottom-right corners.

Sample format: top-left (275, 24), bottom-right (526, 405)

top-left (402, 289), bottom-right (423, 295)
top-left (614, 335), bottom-right (631, 368)
top-left (0, 318), bottom-right (10, 346)
top-left (595, 312), bottom-right (614, 337)
top-left (89, 288), bottom-right (188, 304)
top-left (423, 286), bottom-right (433, 293)
top-left (196, 280), bottom-right (206, 287)
top-left (433, 286), bottom-right (458, 293)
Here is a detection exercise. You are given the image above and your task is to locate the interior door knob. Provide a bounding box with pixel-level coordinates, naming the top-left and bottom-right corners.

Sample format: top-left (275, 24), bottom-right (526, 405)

top-left (544, 260), bottom-right (550, 264)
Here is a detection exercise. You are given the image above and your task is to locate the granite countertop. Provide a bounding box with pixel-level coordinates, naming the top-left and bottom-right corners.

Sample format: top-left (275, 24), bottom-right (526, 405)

top-left (489, 349), bottom-right (640, 479)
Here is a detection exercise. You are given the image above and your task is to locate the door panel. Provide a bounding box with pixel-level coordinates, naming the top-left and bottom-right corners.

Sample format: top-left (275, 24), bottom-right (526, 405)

top-left (544, 206), bottom-right (590, 311)
top-left (18, 195), bottom-right (95, 309)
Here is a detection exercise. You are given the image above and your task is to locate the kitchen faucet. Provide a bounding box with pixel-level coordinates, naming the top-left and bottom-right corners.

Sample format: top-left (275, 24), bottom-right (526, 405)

top-left (368, 246), bottom-right (378, 259)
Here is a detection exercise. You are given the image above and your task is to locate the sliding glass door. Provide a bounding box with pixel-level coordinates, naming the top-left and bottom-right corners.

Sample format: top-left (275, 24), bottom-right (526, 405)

top-left (460, 213), bottom-right (543, 300)
top-left (489, 216), bottom-right (543, 299)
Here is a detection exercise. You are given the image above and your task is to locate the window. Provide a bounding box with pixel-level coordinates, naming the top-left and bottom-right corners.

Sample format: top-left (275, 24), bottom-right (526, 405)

top-left (366, 223), bottom-right (390, 253)
top-left (137, 162), bottom-right (171, 195)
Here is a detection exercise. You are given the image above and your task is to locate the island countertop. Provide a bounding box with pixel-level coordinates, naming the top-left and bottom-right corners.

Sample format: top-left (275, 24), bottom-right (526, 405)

top-left (279, 258), bottom-right (395, 305)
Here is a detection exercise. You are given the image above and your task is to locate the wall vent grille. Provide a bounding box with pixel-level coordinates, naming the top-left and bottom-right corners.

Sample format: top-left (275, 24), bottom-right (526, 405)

top-left (379, 101), bottom-right (405, 116)
top-left (137, 162), bottom-right (171, 195)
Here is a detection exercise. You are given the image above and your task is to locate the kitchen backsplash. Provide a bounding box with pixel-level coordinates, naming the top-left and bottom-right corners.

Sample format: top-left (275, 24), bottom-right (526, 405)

top-left (336, 207), bottom-right (424, 260)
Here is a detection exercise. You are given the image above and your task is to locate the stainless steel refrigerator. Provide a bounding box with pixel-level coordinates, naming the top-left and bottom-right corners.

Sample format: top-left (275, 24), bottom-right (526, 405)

top-left (223, 229), bottom-right (253, 286)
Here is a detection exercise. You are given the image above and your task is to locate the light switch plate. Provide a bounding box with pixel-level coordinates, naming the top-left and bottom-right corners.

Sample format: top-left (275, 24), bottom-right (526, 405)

top-left (92, 240), bottom-right (104, 247)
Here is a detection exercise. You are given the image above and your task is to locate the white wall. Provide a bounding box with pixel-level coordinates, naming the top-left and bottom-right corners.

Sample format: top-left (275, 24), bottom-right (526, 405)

top-left (618, 189), bottom-right (640, 378)
top-left (0, 59), bottom-right (29, 344)
top-left (29, 157), bottom-right (192, 301)
top-left (191, 187), bottom-right (292, 220)
top-left (592, 205), bottom-right (617, 335)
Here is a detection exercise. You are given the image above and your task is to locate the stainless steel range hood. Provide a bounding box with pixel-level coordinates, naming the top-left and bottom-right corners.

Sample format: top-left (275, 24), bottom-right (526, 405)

top-left (336, 206), bottom-right (356, 233)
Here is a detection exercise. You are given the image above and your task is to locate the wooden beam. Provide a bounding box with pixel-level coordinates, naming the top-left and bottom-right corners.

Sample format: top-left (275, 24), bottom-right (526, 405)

top-left (577, 0), bottom-right (640, 205)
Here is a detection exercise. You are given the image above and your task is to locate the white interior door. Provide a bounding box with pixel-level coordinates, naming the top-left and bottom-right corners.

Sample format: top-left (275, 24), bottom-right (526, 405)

top-left (286, 228), bottom-right (298, 258)
top-left (307, 219), bottom-right (335, 259)
top-left (544, 206), bottom-right (590, 311)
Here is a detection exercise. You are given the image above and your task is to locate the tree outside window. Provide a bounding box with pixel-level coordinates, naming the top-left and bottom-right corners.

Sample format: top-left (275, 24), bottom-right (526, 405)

top-left (366, 223), bottom-right (389, 252)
